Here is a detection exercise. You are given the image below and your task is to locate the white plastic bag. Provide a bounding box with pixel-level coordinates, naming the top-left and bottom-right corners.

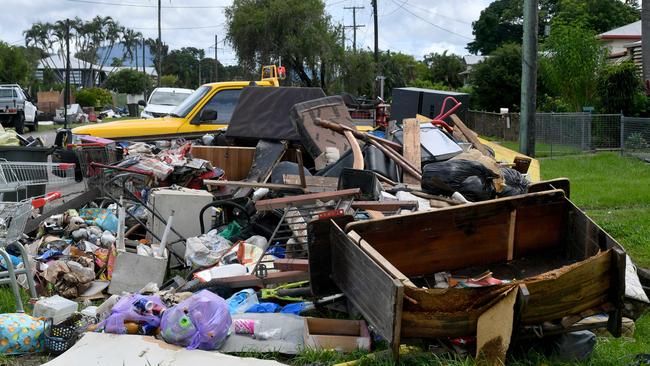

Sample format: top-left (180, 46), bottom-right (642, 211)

top-left (185, 229), bottom-right (232, 267)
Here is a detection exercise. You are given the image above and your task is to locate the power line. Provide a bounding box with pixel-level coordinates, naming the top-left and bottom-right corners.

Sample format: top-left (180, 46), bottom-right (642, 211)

top-left (401, 2), bottom-right (472, 25)
top-left (326, 0), bottom-right (348, 8)
top-left (344, 5), bottom-right (365, 52)
top-left (389, 0), bottom-right (472, 40)
top-left (130, 24), bottom-right (225, 30)
top-left (65, 0), bottom-right (226, 9)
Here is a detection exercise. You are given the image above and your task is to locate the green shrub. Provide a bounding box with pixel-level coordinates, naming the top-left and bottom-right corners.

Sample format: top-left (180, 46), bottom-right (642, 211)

top-left (75, 87), bottom-right (113, 108)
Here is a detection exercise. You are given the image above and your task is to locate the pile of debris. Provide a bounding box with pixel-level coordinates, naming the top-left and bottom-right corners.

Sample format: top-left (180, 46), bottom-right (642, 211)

top-left (0, 87), bottom-right (647, 365)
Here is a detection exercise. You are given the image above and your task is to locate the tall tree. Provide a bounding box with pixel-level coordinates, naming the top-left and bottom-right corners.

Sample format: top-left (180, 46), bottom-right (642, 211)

top-left (0, 42), bottom-right (35, 85)
top-left (543, 24), bottom-right (605, 111)
top-left (470, 43), bottom-right (523, 111)
top-left (122, 28), bottom-right (143, 68)
top-left (422, 51), bottom-right (465, 88)
top-left (467, 0), bottom-right (638, 55)
top-left (161, 47), bottom-right (205, 88)
top-left (225, 0), bottom-right (343, 91)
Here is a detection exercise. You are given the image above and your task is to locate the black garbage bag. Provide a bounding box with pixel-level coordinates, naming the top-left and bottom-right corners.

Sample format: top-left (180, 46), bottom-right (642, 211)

top-left (421, 159), bottom-right (499, 202)
top-left (498, 167), bottom-right (529, 197)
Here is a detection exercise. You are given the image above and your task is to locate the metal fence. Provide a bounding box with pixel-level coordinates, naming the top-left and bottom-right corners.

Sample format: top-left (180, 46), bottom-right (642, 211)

top-left (466, 111), bottom-right (637, 158)
top-left (621, 116), bottom-right (650, 161)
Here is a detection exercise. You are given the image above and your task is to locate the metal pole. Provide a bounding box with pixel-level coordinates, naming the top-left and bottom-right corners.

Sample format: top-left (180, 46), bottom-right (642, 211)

top-left (520, 0), bottom-right (538, 157)
top-left (344, 6), bottom-right (365, 53)
top-left (214, 34), bottom-right (218, 82)
top-left (620, 112), bottom-right (625, 155)
top-left (142, 38), bottom-right (147, 99)
top-left (64, 19), bottom-right (70, 130)
top-left (372, 0), bottom-right (379, 66)
top-left (157, 0), bottom-right (162, 87)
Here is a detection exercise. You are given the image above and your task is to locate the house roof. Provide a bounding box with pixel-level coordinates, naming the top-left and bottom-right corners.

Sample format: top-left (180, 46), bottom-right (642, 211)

top-left (463, 55), bottom-right (486, 65)
top-left (599, 20), bottom-right (641, 40)
top-left (37, 54), bottom-right (103, 70)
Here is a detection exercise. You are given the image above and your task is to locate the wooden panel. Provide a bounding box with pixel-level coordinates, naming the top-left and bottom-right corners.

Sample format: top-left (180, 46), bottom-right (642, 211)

top-left (346, 191), bottom-right (567, 277)
top-left (402, 118), bottom-right (421, 185)
top-left (566, 200), bottom-right (620, 260)
top-left (513, 199), bottom-right (566, 257)
top-left (521, 250), bottom-right (613, 324)
top-left (190, 146), bottom-right (256, 181)
top-left (330, 223), bottom-right (403, 355)
top-left (307, 216), bottom-right (354, 296)
top-left (283, 175), bottom-right (339, 192)
top-left (528, 178), bottom-right (571, 198)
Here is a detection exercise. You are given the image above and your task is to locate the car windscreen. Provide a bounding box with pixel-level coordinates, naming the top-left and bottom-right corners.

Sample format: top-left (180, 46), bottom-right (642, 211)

top-left (149, 91), bottom-right (191, 106)
top-left (170, 86), bottom-right (210, 117)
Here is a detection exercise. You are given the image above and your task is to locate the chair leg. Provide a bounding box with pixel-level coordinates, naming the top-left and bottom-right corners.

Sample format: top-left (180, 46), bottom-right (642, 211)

top-left (0, 248), bottom-right (24, 313)
top-left (17, 243), bottom-right (37, 299)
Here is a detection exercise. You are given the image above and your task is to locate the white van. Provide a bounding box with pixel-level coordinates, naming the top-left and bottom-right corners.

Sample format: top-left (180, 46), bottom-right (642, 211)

top-left (139, 87), bottom-right (194, 119)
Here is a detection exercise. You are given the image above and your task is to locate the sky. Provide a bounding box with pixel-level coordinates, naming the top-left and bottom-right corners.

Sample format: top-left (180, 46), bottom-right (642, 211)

top-left (1, 0), bottom-right (493, 66)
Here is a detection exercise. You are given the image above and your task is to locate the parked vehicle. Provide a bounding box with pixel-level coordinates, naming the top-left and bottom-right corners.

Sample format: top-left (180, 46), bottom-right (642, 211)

top-left (0, 84), bottom-right (38, 133)
top-left (72, 66), bottom-right (284, 141)
top-left (139, 87), bottom-right (194, 119)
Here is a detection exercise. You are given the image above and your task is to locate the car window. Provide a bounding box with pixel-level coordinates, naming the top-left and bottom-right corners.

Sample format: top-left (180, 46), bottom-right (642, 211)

top-left (0, 89), bottom-right (16, 98)
top-left (191, 89), bottom-right (242, 125)
top-left (170, 86), bottom-right (210, 117)
top-left (149, 91), bottom-right (191, 106)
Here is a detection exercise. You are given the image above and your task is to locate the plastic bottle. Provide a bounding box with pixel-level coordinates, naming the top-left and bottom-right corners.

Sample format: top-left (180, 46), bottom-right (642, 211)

top-left (233, 319), bottom-right (281, 340)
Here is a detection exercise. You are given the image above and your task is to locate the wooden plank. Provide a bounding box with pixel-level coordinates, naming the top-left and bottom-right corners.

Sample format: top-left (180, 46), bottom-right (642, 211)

top-left (255, 188), bottom-right (361, 211)
top-left (476, 287), bottom-right (518, 364)
top-left (204, 179), bottom-right (305, 191)
top-left (330, 222), bottom-right (403, 357)
top-left (234, 139), bottom-right (288, 199)
top-left (210, 270), bottom-right (308, 288)
top-left (308, 216), bottom-right (355, 296)
top-left (521, 250), bottom-right (613, 324)
top-left (343, 130), bottom-right (364, 170)
top-left (351, 201), bottom-right (419, 211)
top-left (402, 118), bottom-right (421, 185)
top-left (507, 209), bottom-right (517, 261)
top-left (528, 178), bottom-right (571, 198)
top-left (283, 175), bottom-right (339, 192)
top-left (273, 258), bottom-right (309, 272)
top-left (450, 114), bottom-right (491, 156)
top-left (190, 146), bottom-right (256, 181)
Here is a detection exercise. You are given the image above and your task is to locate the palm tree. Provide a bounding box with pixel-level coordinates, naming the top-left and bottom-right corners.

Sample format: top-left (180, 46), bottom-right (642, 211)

top-left (122, 28), bottom-right (143, 69)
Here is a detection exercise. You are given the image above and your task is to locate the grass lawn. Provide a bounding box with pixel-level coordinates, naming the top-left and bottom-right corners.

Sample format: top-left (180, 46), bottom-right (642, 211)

top-left (0, 152), bottom-right (647, 365)
top-left (488, 138), bottom-right (584, 158)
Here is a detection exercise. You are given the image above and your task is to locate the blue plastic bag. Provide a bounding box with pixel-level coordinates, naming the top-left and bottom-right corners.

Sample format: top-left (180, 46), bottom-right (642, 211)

top-left (78, 208), bottom-right (119, 233)
top-left (245, 303), bottom-right (281, 313)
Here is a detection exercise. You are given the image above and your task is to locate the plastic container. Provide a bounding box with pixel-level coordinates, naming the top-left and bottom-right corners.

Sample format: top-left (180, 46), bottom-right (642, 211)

top-left (33, 295), bottom-right (78, 325)
top-left (233, 318), bottom-right (281, 340)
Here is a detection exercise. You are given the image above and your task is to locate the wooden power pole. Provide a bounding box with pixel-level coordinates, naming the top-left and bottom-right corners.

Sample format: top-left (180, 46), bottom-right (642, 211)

top-left (157, 0), bottom-right (162, 87)
top-left (520, 0), bottom-right (538, 157)
top-left (344, 6), bottom-right (365, 52)
top-left (215, 35), bottom-right (219, 82)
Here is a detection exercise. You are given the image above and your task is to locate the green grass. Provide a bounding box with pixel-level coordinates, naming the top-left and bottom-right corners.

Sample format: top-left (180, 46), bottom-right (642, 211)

top-left (33, 116), bottom-right (135, 132)
top-left (484, 137), bottom-right (584, 158)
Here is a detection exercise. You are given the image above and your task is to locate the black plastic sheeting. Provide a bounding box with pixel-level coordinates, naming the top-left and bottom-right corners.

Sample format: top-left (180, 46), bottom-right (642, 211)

top-left (226, 87), bottom-right (326, 141)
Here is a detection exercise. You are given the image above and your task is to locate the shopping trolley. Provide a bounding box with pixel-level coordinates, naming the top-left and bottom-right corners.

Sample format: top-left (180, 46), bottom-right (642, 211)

top-left (0, 199), bottom-right (38, 312)
top-left (0, 159), bottom-right (76, 201)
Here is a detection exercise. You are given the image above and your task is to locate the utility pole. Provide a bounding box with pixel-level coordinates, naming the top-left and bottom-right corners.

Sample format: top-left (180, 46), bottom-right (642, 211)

top-left (198, 58), bottom-right (202, 86)
top-left (214, 35), bottom-right (219, 82)
top-left (520, 0), bottom-right (538, 157)
top-left (64, 19), bottom-right (70, 130)
top-left (157, 0), bottom-right (162, 87)
top-left (142, 38), bottom-right (147, 99)
top-left (372, 0), bottom-right (378, 65)
top-left (343, 6), bottom-right (365, 52)
top-left (642, 0), bottom-right (650, 89)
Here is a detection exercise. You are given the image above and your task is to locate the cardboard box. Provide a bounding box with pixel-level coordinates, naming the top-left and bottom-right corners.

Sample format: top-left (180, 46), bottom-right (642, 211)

top-left (303, 317), bottom-right (370, 352)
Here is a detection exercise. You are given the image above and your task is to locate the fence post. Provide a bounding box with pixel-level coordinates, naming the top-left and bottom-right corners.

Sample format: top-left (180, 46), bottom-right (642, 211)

top-left (620, 113), bottom-right (625, 155)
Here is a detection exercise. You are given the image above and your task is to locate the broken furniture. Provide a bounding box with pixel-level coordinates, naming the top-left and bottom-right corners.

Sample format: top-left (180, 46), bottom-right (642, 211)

top-left (311, 190), bottom-right (626, 360)
top-left (303, 317), bottom-right (371, 352)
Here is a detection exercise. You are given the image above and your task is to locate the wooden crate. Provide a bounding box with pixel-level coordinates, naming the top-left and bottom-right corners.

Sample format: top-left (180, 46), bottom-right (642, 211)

top-left (314, 190), bottom-right (625, 356)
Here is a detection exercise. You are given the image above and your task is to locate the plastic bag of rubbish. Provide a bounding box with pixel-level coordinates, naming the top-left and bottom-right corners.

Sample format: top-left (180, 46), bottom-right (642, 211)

top-left (185, 229), bottom-right (232, 267)
top-left (226, 289), bottom-right (259, 314)
top-left (421, 159), bottom-right (500, 202)
top-left (160, 290), bottom-right (231, 350)
top-left (100, 293), bottom-right (166, 334)
top-left (498, 167), bottom-right (529, 197)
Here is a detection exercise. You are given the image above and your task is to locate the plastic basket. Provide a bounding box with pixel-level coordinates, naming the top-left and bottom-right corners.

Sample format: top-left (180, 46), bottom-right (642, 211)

top-left (43, 317), bottom-right (79, 354)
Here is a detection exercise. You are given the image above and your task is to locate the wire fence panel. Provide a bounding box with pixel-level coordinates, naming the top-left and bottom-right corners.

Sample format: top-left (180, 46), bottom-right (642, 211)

top-left (621, 116), bottom-right (650, 161)
top-left (467, 111), bottom-right (623, 158)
